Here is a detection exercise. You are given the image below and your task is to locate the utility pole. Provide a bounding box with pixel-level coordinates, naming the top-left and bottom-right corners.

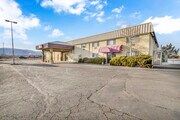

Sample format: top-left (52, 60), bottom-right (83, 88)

top-left (5, 19), bottom-right (17, 65)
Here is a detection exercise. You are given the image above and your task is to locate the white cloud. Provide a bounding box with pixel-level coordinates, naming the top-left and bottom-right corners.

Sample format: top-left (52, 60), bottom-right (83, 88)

top-left (97, 11), bottom-right (104, 17)
top-left (84, 11), bottom-right (105, 22)
top-left (44, 25), bottom-right (52, 31)
top-left (41, 0), bottom-right (86, 15)
top-left (96, 4), bottom-right (103, 10)
top-left (120, 24), bottom-right (128, 29)
top-left (23, 41), bottom-right (33, 45)
top-left (96, 17), bottom-right (105, 22)
top-left (112, 5), bottom-right (124, 13)
top-left (131, 11), bottom-right (141, 19)
top-left (144, 16), bottom-right (180, 34)
top-left (116, 21), bottom-right (128, 28)
top-left (41, 0), bottom-right (107, 22)
top-left (0, 0), bottom-right (40, 40)
top-left (90, 0), bottom-right (100, 5)
top-left (49, 28), bottom-right (64, 38)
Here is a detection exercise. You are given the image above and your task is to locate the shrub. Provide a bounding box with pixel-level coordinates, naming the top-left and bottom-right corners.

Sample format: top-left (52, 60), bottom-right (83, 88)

top-left (110, 55), bottom-right (152, 68)
top-left (78, 57), bottom-right (106, 64)
top-left (126, 56), bottom-right (139, 67)
top-left (78, 58), bottom-right (83, 63)
top-left (170, 54), bottom-right (179, 58)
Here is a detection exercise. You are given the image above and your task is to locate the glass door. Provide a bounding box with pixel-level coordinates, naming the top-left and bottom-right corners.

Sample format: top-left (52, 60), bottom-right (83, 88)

top-left (107, 52), bottom-right (116, 63)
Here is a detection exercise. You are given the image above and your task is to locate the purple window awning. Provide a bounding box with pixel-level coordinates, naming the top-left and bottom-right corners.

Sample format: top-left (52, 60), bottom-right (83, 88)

top-left (99, 45), bottom-right (122, 53)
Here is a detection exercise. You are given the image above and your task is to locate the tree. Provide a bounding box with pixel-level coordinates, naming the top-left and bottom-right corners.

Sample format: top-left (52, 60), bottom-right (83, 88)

top-left (162, 43), bottom-right (179, 59)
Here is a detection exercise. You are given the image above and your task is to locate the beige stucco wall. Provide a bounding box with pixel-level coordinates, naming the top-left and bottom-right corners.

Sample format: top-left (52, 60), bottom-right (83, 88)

top-left (116, 37), bottom-right (127, 57)
top-left (73, 41), bottom-right (107, 59)
top-left (133, 34), bottom-right (150, 55)
top-left (97, 41), bottom-right (107, 58)
top-left (74, 44), bottom-right (90, 58)
top-left (45, 51), bottom-right (62, 62)
top-left (149, 34), bottom-right (158, 56)
top-left (45, 51), bottom-right (75, 62)
top-left (45, 51), bottom-right (51, 62)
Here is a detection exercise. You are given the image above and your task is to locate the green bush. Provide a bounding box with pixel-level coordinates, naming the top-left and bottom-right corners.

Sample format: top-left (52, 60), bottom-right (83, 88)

top-left (78, 57), bottom-right (106, 64)
top-left (110, 55), bottom-right (152, 68)
top-left (78, 58), bottom-right (83, 63)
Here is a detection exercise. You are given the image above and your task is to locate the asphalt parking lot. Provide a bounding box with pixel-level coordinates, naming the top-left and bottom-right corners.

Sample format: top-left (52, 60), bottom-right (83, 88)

top-left (0, 60), bottom-right (180, 120)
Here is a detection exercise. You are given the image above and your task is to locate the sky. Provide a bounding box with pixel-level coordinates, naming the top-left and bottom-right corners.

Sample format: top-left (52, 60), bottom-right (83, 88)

top-left (0, 0), bottom-right (180, 50)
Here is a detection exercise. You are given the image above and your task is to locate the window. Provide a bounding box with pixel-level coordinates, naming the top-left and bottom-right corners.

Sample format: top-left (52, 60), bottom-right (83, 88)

top-left (92, 53), bottom-right (99, 58)
top-left (126, 51), bottom-right (139, 56)
top-left (126, 38), bottom-right (130, 44)
top-left (92, 42), bottom-right (99, 47)
top-left (107, 40), bottom-right (116, 45)
top-left (107, 52), bottom-right (116, 58)
top-left (126, 37), bottom-right (139, 44)
top-left (81, 43), bottom-right (86, 49)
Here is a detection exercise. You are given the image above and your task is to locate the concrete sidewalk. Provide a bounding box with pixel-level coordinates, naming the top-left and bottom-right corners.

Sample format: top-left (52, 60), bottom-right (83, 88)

top-left (154, 63), bottom-right (180, 69)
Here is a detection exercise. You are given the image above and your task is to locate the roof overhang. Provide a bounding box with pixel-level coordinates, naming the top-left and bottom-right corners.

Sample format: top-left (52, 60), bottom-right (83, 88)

top-left (150, 32), bottom-right (159, 48)
top-left (36, 42), bottom-right (74, 51)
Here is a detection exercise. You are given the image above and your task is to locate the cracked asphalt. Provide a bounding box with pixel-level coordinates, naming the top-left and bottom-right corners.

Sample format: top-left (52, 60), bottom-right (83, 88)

top-left (0, 60), bottom-right (180, 120)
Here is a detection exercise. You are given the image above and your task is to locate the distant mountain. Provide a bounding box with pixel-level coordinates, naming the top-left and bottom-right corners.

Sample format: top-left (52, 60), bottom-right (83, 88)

top-left (0, 48), bottom-right (41, 56)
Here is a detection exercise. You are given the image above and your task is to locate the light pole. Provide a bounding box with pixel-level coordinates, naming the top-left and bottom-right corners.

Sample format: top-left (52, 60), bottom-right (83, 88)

top-left (5, 19), bottom-right (17, 64)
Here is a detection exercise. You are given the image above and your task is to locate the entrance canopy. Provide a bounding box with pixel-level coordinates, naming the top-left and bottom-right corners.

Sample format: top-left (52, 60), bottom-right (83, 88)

top-left (36, 41), bottom-right (74, 52)
top-left (99, 45), bottom-right (122, 53)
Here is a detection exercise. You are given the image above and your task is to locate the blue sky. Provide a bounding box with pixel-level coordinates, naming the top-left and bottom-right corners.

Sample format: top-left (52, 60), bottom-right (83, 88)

top-left (0, 0), bottom-right (180, 50)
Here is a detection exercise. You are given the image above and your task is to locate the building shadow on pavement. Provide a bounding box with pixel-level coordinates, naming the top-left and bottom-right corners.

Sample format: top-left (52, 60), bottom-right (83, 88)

top-left (19, 63), bottom-right (58, 67)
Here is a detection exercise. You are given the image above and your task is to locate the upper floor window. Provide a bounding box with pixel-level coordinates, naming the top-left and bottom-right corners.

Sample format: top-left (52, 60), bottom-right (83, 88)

top-left (81, 43), bottom-right (86, 49)
top-left (107, 40), bottom-right (116, 45)
top-left (92, 42), bottom-right (99, 47)
top-left (126, 51), bottom-right (139, 56)
top-left (126, 37), bottom-right (139, 44)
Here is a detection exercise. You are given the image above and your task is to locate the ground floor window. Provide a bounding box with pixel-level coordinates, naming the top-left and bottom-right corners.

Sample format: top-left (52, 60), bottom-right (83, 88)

top-left (107, 52), bottom-right (116, 63)
top-left (92, 53), bottom-right (99, 58)
top-left (126, 51), bottom-right (139, 56)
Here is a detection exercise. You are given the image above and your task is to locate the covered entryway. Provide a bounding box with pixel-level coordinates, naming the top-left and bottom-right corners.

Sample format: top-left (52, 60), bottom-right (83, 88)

top-left (99, 45), bottom-right (122, 63)
top-left (36, 41), bottom-right (74, 63)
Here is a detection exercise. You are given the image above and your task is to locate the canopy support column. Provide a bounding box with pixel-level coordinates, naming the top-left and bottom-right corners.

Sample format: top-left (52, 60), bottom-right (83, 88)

top-left (61, 52), bottom-right (63, 61)
top-left (50, 49), bottom-right (54, 64)
top-left (42, 50), bottom-right (45, 62)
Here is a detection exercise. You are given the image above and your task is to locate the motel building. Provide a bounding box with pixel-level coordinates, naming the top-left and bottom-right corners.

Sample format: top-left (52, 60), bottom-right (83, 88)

top-left (36, 23), bottom-right (159, 63)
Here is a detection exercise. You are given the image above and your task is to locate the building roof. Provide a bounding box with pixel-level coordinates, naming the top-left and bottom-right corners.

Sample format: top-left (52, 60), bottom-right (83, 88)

top-left (47, 41), bottom-right (73, 46)
top-left (36, 41), bottom-right (74, 51)
top-left (68, 22), bottom-right (158, 46)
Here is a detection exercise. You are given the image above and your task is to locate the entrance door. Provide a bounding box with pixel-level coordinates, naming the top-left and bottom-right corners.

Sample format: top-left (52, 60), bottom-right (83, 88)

top-left (65, 54), bottom-right (68, 61)
top-left (62, 53), bottom-right (68, 61)
top-left (107, 52), bottom-right (116, 63)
